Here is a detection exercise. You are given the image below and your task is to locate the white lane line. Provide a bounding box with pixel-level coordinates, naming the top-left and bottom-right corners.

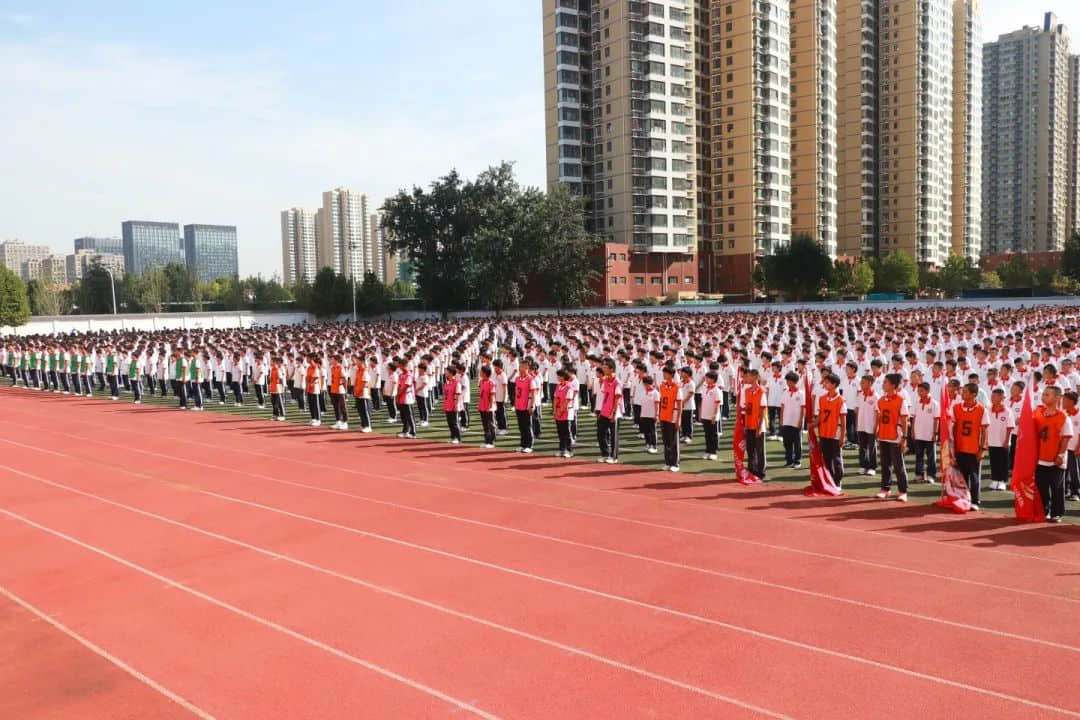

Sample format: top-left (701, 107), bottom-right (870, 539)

top-left (0, 496), bottom-right (788, 720)
top-left (2, 431), bottom-right (1077, 611)
top-left (3, 465), bottom-right (1079, 719)
top-left (3, 440), bottom-right (1075, 653)
top-left (6, 405), bottom-right (1080, 574)
top-left (0, 584), bottom-right (216, 720)
top-left (5, 399), bottom-right (1074, 571)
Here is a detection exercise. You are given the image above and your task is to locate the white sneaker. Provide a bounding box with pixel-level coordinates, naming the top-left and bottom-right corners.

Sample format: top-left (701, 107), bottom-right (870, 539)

top-left (420, 421), bottom-right (430, 427)
top-left (257, 404), bottom-right (265, 410)
top-left (669, 465), bottom-right (680, 472)
top-left (361, 427), bottom-right (372, 433)
top-left (516, 447), bottom-right (525, 453)
top-left (897, 493), bottom-right (908, 503)
top-left (708, 454), bottom-right (717, 461)
top-left (597, 457), bottom-right (607, 463)
top-left (276, 416), bottom-right (286, 422)
top-left (680, 437), bottom-right (692, 444)
top-left (339, 423), bottom-right (348, 431)
top-left (450, 438), bottom-right (460, 445)
top-left (485, 443), bottom-right (495, 449)
top-left (646, 447), bottom-right (658, 454)
top-left (235, 402), bottom-right (242, 407)
top-left (311, 420), bottom-right (321, 427)
top-left (523, 447), bottom-right (533, 453)
top-left (134, 400), bottom-right (141, 405)
top-left (604, 457), bottom-right (616, 464)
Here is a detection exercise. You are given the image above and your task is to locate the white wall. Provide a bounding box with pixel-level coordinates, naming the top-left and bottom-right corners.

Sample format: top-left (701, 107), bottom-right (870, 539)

top-left (1, 311), bottom-right (311, 337)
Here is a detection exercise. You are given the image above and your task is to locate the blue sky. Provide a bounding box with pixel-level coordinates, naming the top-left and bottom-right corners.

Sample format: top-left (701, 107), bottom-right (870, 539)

top-left (1, 1), bottom-right (1078, 279)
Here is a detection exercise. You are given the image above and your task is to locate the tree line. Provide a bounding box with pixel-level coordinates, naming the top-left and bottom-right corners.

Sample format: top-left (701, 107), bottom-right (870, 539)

top-left (755, 232), bottom-right (1080, 301)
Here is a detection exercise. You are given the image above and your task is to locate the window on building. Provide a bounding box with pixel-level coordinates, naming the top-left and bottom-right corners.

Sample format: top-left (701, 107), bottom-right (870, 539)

top-left (684, 276), bottom-right (693, 284)
top-left (668, 276), bottom-right (678, 284)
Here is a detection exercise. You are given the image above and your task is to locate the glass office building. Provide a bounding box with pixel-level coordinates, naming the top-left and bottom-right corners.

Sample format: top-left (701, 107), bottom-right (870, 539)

top-left (121, 221), bottom-right (184, 276)
top-left (73, 236), bottom-right (124, 255)
top-left (184, 224), bottom-right (238, 281)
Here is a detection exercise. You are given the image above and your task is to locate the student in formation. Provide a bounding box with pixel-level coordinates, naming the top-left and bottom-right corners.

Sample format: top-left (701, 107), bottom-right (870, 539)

top-left (477, 365), bottom-right (497, 448)
top-left (553, 368), bottom-right (577, 458)
top-left (253, 355), bottom-right (267, 409)
top-left (442, 366), bottom-right (464, 444)
top-left (658, 365), bottom-right (682, 472)
top-left (269, 356), bottom-right (287, 421)
top-left (129, 349), bottom-right (143, 404)
top-left (172, 349), bottom-right (188, 409)
top-left (395, 358), bottom-right (416, 438)
top-left (741, 368), bottom-right (768, 481)
top-left (639, 375), bottom-right (660, 455)
top-left (492, 359), bottom-right (509, 435)
top-left (874, 373), bottom-right (910, 501)
top-left (528, 359), bottom-right (542, 439)
top-left (1064, 391), bottom-right (1080, 501)
top-left (305, 352), bottom-right (323, 426)
top-left (952, 382), bottom-right (990, 510)
top-left (911, 382), bottom-right (939, 484)
top-left (328, 354), bottom-right (349, 430)
top-left (986, 388), bottom-right (1015, 492)
top-left (351, 353), bottom-right (372, 432)
top-left (457, 363), bottom-right (471, 431)
top-left (1032, 386), bottom-right (1073, 522)
top-left (415, 362), bottom-right (431, 428)
top-left (699, 370), bottom-right (722, 461)
top-left (816, 373), bottom-right (846, 487)
top-left (855, 374), bottom-right (879, 476)
top-left (678, 366), bottom-right (695, 444)
top-left (779, 371), bottom-right (804, 468)
top-left (596, 359), bottom-right (621, 463)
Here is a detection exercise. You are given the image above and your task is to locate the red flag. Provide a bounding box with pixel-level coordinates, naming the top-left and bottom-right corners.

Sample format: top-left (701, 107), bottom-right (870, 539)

top-left (804, 374), bottom-right (842, 497)
top-left (935, 384), bottom-right (971, 513)
top-left (732, 379), bottom-right (760, 485)
top-left (1011, 385), bottom-right (1045, 522)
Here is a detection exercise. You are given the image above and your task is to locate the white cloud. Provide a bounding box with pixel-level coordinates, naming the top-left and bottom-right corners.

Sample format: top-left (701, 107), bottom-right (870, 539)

top-left (0, 39), bottom-right (545, 279)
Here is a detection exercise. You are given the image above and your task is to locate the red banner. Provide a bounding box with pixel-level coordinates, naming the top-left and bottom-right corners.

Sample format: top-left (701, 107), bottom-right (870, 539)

top-left (732, 380), bottom-right (760, 485)
top-left (1012, 386), bottom-right (1045, 522)
top-left (935, 384), bottom-right (971, 513)
top-left (804, 375), bottom-right (842, 497)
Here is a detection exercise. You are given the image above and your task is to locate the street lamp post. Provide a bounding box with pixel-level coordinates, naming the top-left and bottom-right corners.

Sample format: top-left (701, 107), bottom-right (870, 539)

top-left (350, 242), bottom-right (358, 323)
top-left (104, 268), bottom-right (117, 314)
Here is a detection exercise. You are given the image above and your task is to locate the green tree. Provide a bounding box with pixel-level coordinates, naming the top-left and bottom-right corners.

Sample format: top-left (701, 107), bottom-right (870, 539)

top-left (162, 262), bottom-right (193, 307)
top-left (309, 267), bottom-right (351, 317)
top-left (355, 272), bottom-right (393, 316)
top-left (937, 253), bottom-right (980, 297)
top-left (465, 164), bottom-right (528, 313)
top-left (851, 261), bottom-right (875, 295)
top-left (382, 168), bottom-right (474, 315)
top-left (0, 265), bottom-right (30, 327)
top-left (762, 233), bottom-right (831, 300)
top-left (827, 259), bottom-right (854, 295)
top-left (979, 270), bottom-right (1002, 289)
top-left (388, 279), bottom-right (416, 299)
top-left (1061, 232), bottom-right (1080, 282)
top-left (531, 183), bottom-right (603, 309)
top-left (1050, 272), bottom-right (1080, 295)
top-left (248, 276), bottom-right (292, 310)
top-left (1034, 264), bottom-right (1055, 290)
top-left (874, 250), bottom-right (919, 294)
top-left (138, 267), bottom-right (169, 313)
top-left (995, 254), bottom-right (1034, 288)
top-left (75, 262), bottom-right (118, 314)
top-left (26, 279), bottom-right (60, 315)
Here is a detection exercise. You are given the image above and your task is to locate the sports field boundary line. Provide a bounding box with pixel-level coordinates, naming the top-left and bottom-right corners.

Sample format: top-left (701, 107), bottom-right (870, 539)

top-left (0, 584), bottom-right (217, 720)
top-left (0, 491), bottom-right (791, 720)
top-left (2, 427), bottom-right (1077, 610)
top-left (3, 463), bottom-right (1079, 719)
top-left (3, 394), bottom-right (1075, 569)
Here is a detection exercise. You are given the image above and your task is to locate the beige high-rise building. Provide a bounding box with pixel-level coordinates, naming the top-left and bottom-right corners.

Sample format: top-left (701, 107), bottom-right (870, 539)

top-left (1068, 54), bottom-right (1080, 240)
top-left (951, 0), bottom-right (981, 260)
top-left (789, 0), bottom-right (838, 256)
top-left (280, 208), bottom-right (318, 285)
top-left (876, 0), bottom-right (954, 267)
top-left (39, 255), bottom-right (70, 286)
top-left (983, 14), bottom-right (1072, 255)
top-left (318, 189), bottom-right (370, 281)
top-left (0, 240), bottom-right (50, 280)
top-left (544, 0), bottom-right (700, 301)
top-left (65, 250), bottom-right (125, 284)
top-left (699, 0), bottom-right (793, 294)
top-left (835, 0), bottom-right (879, 259)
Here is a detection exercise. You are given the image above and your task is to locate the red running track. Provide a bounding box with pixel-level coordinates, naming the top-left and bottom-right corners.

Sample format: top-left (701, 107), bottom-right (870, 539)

top-left (1, 388), bottom-right (1078, 720)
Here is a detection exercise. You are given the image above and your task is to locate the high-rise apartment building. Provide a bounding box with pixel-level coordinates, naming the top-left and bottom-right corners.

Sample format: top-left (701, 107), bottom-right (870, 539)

top-left (951, 0), bottom-right (981, 260)
top-left (73, 236), bottom-right (124, 255)
top-left (319, 188), bottom-right (371, 282)
top-left (39, 255), bottom-right (70, 286)
top-left (544, 0), bottom-right (699, 301)
top-left (789, 0), bottom-right (838, 256)
top-left (835, 0), bottom-right (879, 259)
top-left (280, 208), bottom-right (318, 285)
top-left (983, 14), bottom-right (1072, 255)
top-left (121, 221), bottom-right (184, 276)
top-left (876, 0), bottom-right (954, 267)
top-left (0, 240), bottom-right (50, 280)
top-left (1068, 54), bottom-right (1080, 239)
top-left (184, 224), bottom-right (238, 281)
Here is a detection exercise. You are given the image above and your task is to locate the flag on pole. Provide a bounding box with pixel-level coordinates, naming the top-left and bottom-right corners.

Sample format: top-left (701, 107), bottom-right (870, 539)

top-left (1011, 385), bottom-right (1044, 522)
top-left (934, 383), bottom-right (971, 514)
top-left (804, 374), bottom-right (842, 497)
top-left (732, 378), bottom-right (761, 485)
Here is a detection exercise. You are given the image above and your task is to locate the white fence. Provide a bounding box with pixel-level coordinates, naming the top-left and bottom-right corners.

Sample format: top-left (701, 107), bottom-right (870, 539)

top-left (1, 311), bottom-right (312, 337)
top-left (374, 295), bottom-right (1080, 322)
top-left (5, 297), bottom-right (1077, 336)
